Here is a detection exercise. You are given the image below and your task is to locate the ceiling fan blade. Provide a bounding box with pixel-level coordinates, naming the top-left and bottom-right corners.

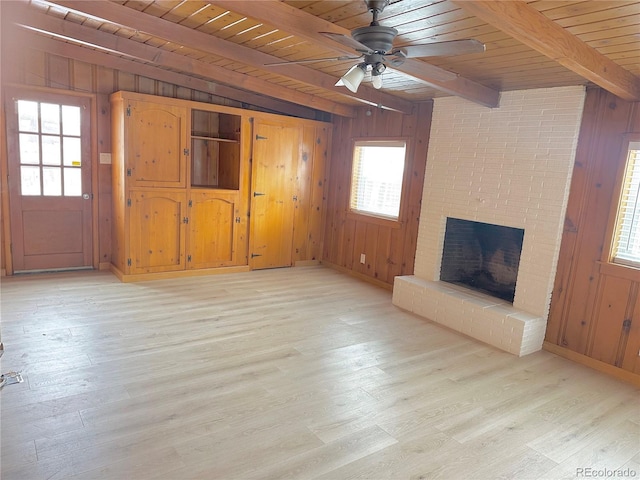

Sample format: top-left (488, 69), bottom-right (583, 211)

top-left (397, 39), bottom-right (486, 58)
top-left (320, 32), bottom-right (374, 54)
top-left (265, 55), bottom-right (362, 66)
top-left (384, 58), bottom-right (458, 82)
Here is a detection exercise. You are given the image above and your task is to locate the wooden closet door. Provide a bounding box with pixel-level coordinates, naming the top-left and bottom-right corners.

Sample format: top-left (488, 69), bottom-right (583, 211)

top-left (249, 122), bottom-right (298, 269)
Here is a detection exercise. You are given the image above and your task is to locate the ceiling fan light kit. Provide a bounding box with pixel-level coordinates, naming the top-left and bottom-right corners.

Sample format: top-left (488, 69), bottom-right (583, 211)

top-left (371, 73), bottom-right (383, 90)
top-left (338, 64), bottom-right (367, 93)
top-left (371, 62), bottom-right (385, 89)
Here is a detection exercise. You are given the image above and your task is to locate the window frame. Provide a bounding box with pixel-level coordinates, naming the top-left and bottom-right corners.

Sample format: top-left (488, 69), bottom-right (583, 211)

top-left (604, 133), bottom-right (640, 272)
top-left (16, 99), bottom-right (84, 197)
top-left (346, 136), bottom-right (411, 228)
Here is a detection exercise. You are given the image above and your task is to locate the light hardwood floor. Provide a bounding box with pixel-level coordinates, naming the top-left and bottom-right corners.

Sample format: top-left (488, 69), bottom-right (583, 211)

top-left (1, 266), bottom-right (638, 480)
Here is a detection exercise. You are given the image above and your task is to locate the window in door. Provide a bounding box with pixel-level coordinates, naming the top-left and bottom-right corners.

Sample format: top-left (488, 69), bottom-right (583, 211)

top-left (17, 100), bottom-right (83, 197)
top-left (611, 140), bottom-right (640, 268)
top-left (349, 140), bottom-right (407, 220)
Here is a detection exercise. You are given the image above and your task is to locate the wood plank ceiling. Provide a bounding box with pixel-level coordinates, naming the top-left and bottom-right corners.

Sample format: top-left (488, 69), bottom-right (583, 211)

top-left (2, 0), bottom-right (639, 117)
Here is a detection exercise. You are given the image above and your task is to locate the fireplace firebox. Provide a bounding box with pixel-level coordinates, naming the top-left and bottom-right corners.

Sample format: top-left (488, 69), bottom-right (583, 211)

top-left (440, 218), bottom-right (524, 303)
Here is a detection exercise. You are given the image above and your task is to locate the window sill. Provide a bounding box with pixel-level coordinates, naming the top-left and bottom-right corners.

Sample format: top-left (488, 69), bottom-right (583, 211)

top-left (598, 261), bottom-right (640, 282)
top-left (347, 211), bottom-right (403, 229)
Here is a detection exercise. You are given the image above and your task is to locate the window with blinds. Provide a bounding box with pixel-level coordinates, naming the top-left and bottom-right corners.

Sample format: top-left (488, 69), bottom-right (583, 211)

top-left (612, 141), bottom-right (640, 267)
top-left (349, 140), bottom-right (406, 220)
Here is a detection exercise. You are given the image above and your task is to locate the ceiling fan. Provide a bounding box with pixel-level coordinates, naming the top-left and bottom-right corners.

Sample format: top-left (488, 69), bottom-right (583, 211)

top-left (266, 0), bottom-right (485, 93)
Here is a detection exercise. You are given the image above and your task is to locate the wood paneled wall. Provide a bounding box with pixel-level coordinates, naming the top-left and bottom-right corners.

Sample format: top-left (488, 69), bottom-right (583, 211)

top-left (545, 87), bottom-right (640, 379)
top-left (322, 103), bottom-right (433, 287)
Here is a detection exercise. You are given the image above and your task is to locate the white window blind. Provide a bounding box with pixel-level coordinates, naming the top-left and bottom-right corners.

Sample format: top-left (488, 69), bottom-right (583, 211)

top-left (349, 140), bottom-right (406, 220)
top-left (612, 141), bottom-right (640, 267)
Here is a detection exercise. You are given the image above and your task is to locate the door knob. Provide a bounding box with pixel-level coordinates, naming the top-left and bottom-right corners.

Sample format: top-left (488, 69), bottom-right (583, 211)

top-left (82, 193), bottom-right (91, 200)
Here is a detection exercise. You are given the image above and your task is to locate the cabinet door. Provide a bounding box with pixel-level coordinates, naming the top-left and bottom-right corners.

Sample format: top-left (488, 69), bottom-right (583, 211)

top-left (188, 191), bottom-right (241, 269)
top-left (125, 100), bottom-right (188, 188)
top-left (249, 122), bottom-right (298, 269)
top-left (129, 190), bottom-right (187, 274)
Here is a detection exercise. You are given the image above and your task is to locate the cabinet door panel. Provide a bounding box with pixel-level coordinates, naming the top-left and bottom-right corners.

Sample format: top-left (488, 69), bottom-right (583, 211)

top-left (129, 190), bottom-right (187, 273)
top-left (189, 191), bottom-right (239, 269)
top-left (126, 101), bottom-right (187, 188)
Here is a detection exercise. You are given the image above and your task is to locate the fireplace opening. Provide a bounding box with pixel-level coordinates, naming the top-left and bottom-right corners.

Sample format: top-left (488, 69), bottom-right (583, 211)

top-left (440, 218), bottom-right (524, 303)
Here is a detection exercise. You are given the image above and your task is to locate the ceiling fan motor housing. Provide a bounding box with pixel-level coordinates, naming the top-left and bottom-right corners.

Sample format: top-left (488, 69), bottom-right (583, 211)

top-left (351, 25), bottom-right (398, 53)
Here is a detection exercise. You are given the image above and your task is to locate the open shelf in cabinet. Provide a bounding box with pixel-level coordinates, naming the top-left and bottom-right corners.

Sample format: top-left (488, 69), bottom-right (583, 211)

top-left (191, 109), bottom-right (241, 190)
top-left (191, 135), bottom-right (239, 143)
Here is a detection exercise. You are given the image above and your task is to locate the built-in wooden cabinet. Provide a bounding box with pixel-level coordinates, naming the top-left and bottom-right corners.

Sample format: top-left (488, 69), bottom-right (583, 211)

top-left (111, 91), bottom-right (329, 281)
top-left (111, 91), bottom-right (250, 281)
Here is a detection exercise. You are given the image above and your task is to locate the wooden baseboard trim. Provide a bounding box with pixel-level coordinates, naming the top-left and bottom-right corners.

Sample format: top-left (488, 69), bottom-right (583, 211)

top-left (98, 262), bottom-right (111, 271)
top-left (110, 264), bottom-right (125, 282)
top-left (294, 260), bottom-right (321, 267)
top-left (110, 264), bottom-right (251, 283)
top-left (320, 261), bottom-right (393, 291)
top-left (543, 341), bottom-right (640, 387)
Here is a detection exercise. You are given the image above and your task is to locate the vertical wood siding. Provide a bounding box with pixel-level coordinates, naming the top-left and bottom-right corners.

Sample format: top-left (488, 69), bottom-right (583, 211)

top-left (323, 103), bottom-right (433, 286)
top-left (546, 88), bottom-right (640, 376)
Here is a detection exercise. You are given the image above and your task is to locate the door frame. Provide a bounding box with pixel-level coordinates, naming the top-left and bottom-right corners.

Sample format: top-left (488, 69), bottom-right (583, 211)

top-left (1, 84), bottom-right (99, 275)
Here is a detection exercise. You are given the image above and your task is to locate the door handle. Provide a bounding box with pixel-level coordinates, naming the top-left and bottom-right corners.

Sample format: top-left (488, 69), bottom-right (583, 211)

top-left (82, 193), bottom-right (92, 200)
top-left (253, 192), bottom-right (265, 197)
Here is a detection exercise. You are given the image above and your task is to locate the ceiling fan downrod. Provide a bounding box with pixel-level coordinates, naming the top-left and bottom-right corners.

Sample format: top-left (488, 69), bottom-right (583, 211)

top-left (365, 0), bottom-right (390, 24)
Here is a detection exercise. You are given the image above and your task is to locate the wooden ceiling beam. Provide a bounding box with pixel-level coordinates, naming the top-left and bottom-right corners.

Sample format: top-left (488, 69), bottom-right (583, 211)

top-left (7, 7), bottom-right (357, 117)
top-left (452, 0), bottom-right (640, 101)
top-left (5, 26), bottom-right (320, 119)
top-left (22, 35), bottom-right (316, 120)
top-left (211, 0), bottom-right (500, 108)
top-left (40, 0), bottom-right (414, 114)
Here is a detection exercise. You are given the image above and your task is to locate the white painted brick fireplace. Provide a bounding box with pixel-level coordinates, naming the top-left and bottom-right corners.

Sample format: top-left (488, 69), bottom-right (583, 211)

top-left (393, 86), bottom-right (586, 356)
